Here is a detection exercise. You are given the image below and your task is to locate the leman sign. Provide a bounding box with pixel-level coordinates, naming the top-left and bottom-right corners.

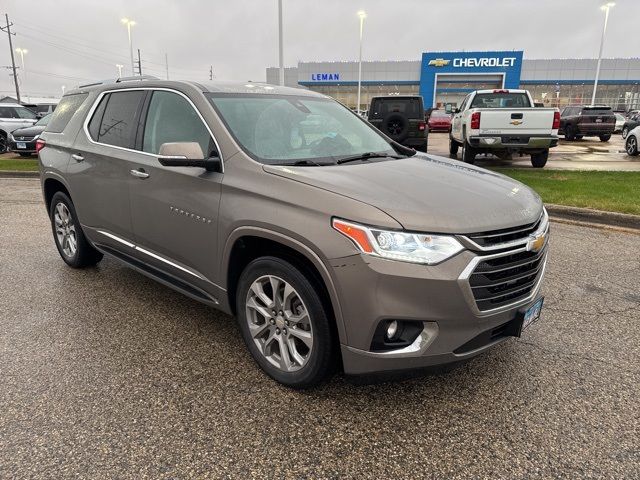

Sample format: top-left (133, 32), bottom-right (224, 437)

top-left (453, 57), bottom-right (517, 68)
top-left (311, 73), bottom-right (340, 81)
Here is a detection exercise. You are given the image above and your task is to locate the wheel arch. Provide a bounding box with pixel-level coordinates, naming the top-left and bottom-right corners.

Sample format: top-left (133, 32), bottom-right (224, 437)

top-left (222, 227), bottom-right (347, 345)
top-left (43, 176), bottom-right (72, 213)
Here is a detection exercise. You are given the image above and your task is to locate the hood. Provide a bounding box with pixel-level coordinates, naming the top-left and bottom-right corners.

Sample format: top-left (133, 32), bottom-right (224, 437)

top-left (264, 154), bottom-right (543, 234)
top-left (11, 125), bottom-right (45, 137)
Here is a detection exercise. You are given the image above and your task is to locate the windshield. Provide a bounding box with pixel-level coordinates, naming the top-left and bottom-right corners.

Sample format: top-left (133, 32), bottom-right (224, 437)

top-left (0, 105), bottom-right (37, 120)
top-left (207, 94), bottom-right (396, 164)
top-left (35, 113), bottom-right (52, 126)
top-left (470, 93), bottom-right (531, 109)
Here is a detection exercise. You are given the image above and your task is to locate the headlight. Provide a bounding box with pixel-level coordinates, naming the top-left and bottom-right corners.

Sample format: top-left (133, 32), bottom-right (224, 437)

top-left (332, 219), bottom-right (464, 265)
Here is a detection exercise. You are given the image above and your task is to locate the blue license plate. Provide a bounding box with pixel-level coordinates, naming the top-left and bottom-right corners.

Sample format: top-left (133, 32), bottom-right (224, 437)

top-left (16, 142), bottom-right (26, 149)
top-left (522, 297), bottom-right (544, 331)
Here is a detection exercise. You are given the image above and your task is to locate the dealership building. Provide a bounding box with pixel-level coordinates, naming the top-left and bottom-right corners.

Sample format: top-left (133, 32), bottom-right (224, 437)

top-left (266, 50), bottom-right (640, 112)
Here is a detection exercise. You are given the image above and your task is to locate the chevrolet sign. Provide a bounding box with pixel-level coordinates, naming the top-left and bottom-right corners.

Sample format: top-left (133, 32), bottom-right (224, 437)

top-left (453, 57), bottom-right (517, 68)
top-left (428, 58), bottom-right (450, 67)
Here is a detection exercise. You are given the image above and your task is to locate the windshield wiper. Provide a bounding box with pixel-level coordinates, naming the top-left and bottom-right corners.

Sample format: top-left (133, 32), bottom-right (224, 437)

top-left (336, 152), bottom-right (405, 165)
top-left (278, 159), bottom-right (334, 167)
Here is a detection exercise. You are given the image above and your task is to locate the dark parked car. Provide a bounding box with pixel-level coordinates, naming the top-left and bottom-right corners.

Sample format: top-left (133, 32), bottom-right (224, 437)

top-left (367, 96), bottom-right (428, 151)
top-left (559, 105), bottom-right (615, 142)
top-left (427, 110), bottom-right (452, 132)
top-left (9, 113), bottom-right (51, 156)
top-left (621, 113), bottom-right (640, 139)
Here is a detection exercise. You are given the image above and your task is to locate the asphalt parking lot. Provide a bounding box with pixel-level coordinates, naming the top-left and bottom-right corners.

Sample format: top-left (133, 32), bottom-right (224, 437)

top-left (1, 177), bottom-right (639, 479)
top-left (428, 132), bottom-right (640, 171)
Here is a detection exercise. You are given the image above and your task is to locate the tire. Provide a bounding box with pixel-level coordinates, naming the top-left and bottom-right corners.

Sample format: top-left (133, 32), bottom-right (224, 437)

top-left (575, 135), bottom-right (583, 140)
top-left (531, 150), bottom-right (549, 168)
top-left (564, 125), bottom-right (576, 141)
top-left (449, 136), bottom-right (459, 156)
top-left (0, 132), bottom-right (7, 154)
top-left (236, 256), bottom-right (336, 388)
top-left (626, 135), bottom-right (639, 156)
top-left (461, 142), bottom-right (476, 164)
top-left (382, 113), bottom-right (409, 142)
top-left (622, 127), bottom-right (629, 139)
top-left (49, 191), bottom-right (103, 268)
top-left (599, 134), bottom-right (611, 142)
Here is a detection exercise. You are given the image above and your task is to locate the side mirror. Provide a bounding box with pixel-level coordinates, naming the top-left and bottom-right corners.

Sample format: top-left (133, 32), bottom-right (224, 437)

top-left (157, 142), bottom-right (222, 173)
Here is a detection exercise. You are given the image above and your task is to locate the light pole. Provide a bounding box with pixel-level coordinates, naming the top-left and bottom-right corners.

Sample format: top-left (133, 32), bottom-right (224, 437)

top-left (15, 47), bottom-right (27, 84)
top-left (356, 10), bottom-right (367, 115)
top-left (591, 2), bottom-right (615, 105)
top-left (278, 0), bottom-right (284, 86)
top-left (116, 64), bottom-right (124, 78)
top-left (121, 18), bottom-right (136, 76)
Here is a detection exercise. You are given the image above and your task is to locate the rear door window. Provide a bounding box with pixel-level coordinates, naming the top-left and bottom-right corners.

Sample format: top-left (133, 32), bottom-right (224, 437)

top-left (89, 91), bottom-right (146, 148)
top-left (46, 93), bottom-right (89, 133)
top-left (581, 108), bottom-right (612, 116)
top-left (370, 98), bottom-right (423, 119)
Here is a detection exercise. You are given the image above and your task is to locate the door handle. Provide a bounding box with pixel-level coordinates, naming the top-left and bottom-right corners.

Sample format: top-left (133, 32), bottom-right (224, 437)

top-left (130, 168), bottom-right (150, 179)
top-left (71, 154), bottom-right (84, 162)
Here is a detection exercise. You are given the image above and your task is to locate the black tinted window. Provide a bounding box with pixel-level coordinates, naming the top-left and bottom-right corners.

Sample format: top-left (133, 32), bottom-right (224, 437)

top-left (142, 91), bottom-right (213, 156)
top-left (0, 105), bottom-right (37, 119)
top-left (581, 108), bottom-right (612, 116)
top-left (370, 98), bottom-right (423, 119)
top-left (94, 91), bottom-right (146, 148)
top-left (470, 93), bottom-right (531, 109)
top-left (47, 94), bottom-right (89, 133)
top-left (88, 95), bottom-right (109, 141)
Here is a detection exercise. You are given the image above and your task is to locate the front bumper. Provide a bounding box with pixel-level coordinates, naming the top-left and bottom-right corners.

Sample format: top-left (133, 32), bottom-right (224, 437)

top-left (469, 135), bottom-right (558, 150)
top-left (9, 140), bottom-right (37, 154)
top-left (332, 240), bottom-right (548, 375)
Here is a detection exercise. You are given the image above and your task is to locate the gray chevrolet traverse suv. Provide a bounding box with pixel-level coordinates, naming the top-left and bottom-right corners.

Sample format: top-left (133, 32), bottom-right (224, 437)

top-left (38, 78), bottom-right (548, 388)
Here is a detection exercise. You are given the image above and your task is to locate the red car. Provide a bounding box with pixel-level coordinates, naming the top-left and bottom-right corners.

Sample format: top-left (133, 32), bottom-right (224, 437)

top-left (427, 110), bottom-right (452, 132)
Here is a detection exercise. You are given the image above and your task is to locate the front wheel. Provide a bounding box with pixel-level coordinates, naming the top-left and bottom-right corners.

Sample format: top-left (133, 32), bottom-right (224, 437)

top-left (626, 135), bottom-right (639, 156)
top-left (236, 256), bottom-right (336, 388)
top-left (49, 191), bottom-right (103, 268)
top-left (449, 136), bottom-right (459, 156)
top-left (531, 150), bottom-right (549, 168)
top-left (599, 134), bottom-right (611, 142)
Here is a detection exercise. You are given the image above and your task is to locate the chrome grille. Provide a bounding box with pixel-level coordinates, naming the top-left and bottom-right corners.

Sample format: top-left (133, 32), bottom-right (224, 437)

top-left (466, 214), bottom-right (543, 248)
top-left (469, 246), bottom-right (547, 311)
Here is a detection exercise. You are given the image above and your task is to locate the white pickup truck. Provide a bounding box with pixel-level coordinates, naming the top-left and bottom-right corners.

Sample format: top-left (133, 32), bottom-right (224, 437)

top-left (449, 89), bottom-right (559, 168)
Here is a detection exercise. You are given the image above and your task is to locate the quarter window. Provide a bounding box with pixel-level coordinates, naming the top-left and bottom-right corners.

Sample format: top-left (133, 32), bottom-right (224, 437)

top-left (47, 93), bottom-right (89, 133)
top-left (89, 91), bottom-right (146, 148)
top-left (142, 91), bottom-right (214, 157)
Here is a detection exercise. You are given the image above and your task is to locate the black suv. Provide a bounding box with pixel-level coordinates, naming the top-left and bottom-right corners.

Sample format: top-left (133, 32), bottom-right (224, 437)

top-left (559, 105), bottom-right (615, 142)
top-left (367, 96), bottom-right (428, 151)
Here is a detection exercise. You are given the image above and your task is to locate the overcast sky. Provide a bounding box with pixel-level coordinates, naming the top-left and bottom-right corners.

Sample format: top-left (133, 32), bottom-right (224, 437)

top-left (2, 0), bottom-right (639, 98)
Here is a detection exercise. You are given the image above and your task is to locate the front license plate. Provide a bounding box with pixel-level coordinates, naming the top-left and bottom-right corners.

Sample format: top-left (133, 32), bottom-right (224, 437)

top-left (16, 142), bottom-right (26, 149)
top-left (595, 118), bottom-right (602, 123)
top-left (522, 297), bottom-right (544, 331)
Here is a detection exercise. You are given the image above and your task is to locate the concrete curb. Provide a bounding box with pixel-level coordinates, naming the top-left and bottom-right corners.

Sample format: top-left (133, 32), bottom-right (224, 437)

top-left (0, 170), bottom-right (39, 178)
top-left (546, 204), bottom-right (640, 231)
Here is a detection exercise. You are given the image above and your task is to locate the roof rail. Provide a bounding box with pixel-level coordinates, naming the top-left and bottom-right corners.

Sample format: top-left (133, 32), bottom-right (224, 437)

top-left (79, 75), bottom-right (159, 88)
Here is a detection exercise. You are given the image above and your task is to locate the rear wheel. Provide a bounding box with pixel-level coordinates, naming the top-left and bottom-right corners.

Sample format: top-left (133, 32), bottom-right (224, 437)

top-left (0, 133), bottom-right (7, 153)
top-left (531, 150), bottom-right (549, 168)
top-left (622, 127), bottom-right (629, 139)
top-left (461, 142), bottom-right (476, 164)
top-left (626, 135), bottom-right (639, 156)
top-left (599, 134), bottom-right (611, 142)
top-left (236, 256), bottom-right (336, 388)
top-left (49, 192), bottom-right (103, 268)
top-left (449, 136), bottom-right (459, 156)
top-left (565, 125), bottom-right (576, 141)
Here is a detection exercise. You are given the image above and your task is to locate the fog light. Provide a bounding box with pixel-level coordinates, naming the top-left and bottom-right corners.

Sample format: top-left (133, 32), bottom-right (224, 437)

top-left (386, 320), bottom-right (399, 340)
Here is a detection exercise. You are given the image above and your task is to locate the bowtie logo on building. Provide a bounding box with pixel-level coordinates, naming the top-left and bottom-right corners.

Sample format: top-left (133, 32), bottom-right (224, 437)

top-left (428, 58), bottom-right (450, 67)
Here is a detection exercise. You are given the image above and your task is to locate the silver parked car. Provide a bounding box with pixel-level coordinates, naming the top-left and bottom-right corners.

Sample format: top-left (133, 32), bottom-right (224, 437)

top-left (38, 78), bottom-right (548, 388)
top-left (625, 125), bottom-right (640, 156)
top-left (0, 103), bottom-right (38, 153)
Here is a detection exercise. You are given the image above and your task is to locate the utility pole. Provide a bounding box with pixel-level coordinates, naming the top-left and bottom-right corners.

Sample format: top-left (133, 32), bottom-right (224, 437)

top-left (1, 14), bottom-right (20, 103)
top-left (209, 65), bottom-right (213, 81)
top-left (165, 53), bottom-right (169, 80)
top-left (278, 0), bottom-right (284, 86)
top-left (135, 48), bottom-right (142, 76)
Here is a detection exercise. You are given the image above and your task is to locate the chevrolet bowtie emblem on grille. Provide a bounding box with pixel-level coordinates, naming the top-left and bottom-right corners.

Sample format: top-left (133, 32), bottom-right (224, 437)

top-left (527, 233), bottom-right (546, 253)
top-left (510, 120), bottom-right (523, 126)
top-left (428, 58), bottom-right (451, 67)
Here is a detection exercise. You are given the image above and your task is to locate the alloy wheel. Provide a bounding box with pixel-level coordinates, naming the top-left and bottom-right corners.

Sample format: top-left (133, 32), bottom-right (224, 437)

top-left (54, 202), bottom-right (78, 258)
top-left (627, 136), bottom-right (637, 155)
top-left (245, 275), bottom-right (313, 372)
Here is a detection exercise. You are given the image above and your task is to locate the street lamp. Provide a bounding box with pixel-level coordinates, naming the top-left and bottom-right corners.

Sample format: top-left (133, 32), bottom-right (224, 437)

top-left (121, 18), bottom-right (136, 76)
top-left (356, 10), bottom-right (367, 115)
top-left (278, 0), bottom-right (284, 86)
top-left (591, 2), bottom-right (615, 105)
top-left (116, 64), bottom-right (124, 78)
top-left (15, 47), bottom-right (27, 83)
